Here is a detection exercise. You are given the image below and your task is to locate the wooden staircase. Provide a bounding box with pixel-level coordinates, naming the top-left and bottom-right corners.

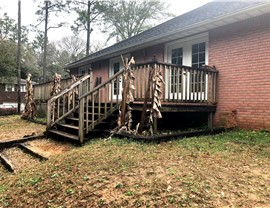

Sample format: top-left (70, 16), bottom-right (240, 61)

top-left (47, 70), bottom-right (124, 144)
top-left (48, 103), bottom-right (118, 143)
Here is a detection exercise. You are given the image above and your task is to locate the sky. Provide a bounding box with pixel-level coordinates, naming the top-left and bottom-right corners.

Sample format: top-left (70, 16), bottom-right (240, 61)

top-left (0, 0), bottom-right (212, 45)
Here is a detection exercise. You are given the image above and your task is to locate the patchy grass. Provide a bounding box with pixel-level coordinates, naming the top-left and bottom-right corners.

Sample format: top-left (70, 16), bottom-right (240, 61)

top-left (0, 130), bottom-right (269, 207)
top-left (0, 115), bottom-right (46, 141)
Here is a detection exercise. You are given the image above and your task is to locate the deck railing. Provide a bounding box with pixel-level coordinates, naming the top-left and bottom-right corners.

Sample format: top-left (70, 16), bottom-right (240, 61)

top-left (132, 62), bottom-right (218, 104)
top-left (33, 77), bottom-right (76, 101)
top-left (47, 73), bottom-right (92, 128)
top-left (45, 60), bottom-right (218, 143)
top-left (78, 69), bottom-right (124, 143)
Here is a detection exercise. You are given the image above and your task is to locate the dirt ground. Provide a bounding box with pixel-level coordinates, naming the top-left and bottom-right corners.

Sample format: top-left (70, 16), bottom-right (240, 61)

top-left (26, 139), bottom-right (74, 158)
top-left (0, 115), bottom-right (46, 141)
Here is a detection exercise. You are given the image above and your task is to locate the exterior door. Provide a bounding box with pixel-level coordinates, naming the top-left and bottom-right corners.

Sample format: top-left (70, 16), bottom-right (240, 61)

top-left (110, 59), bottom-right (122, 100)
top-left (166, 39), bottom-right (208, 101)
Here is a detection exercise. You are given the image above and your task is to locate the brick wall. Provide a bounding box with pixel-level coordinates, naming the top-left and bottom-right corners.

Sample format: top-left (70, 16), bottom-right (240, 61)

top-left (209, 13), bottom-right (270, 130)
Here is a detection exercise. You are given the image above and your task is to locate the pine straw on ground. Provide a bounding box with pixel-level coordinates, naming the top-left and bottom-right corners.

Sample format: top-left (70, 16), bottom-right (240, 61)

top-left (0, 115), bottom-right (46, 141)
top-left (0, 130), bottom-right (269, 207)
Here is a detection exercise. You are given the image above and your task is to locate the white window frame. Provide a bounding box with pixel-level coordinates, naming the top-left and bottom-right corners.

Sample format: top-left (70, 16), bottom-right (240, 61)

top-left (109, 54), bottom-right (130, 100)
top-left (20, 85), bottom-right (26, 92)
top-left (164, 33), bottom-right (209, 100)
top-left (5, 84), bottom-right (15, 92)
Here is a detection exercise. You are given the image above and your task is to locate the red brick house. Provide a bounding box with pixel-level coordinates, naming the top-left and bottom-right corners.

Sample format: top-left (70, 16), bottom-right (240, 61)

top-left (0, 78), bottom-right (26, 113)
top-left (46, 1), bottom-right (270, 143)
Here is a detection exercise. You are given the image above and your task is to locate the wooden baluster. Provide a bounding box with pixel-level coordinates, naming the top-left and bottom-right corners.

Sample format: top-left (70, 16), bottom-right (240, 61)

top-left (92, 93), bottom-right (95, 130)
top-left (57, 98), bottom-right (60, 119)
top-left (62, 96), bottom-right (65, 117)
top-left (210, 72), bottom-right (213, 104)
top-left (79, 97), bottom-right (85, 144)
top-left (200, 71), bottom-right (203, 102)
top-left (104, 85), bottom-right (107, 119)
top-left (110, 80), bottom-right (113, 113)
top-left (72, 90), bottom-right (75, 110)
top-left (185, 68), bottom-right (188, 101)
top-left (144, 65), bottom-right (147, 98)
top-left (168, 66), bottom-right (171, 101)
top-left (68, 92), bottom-right (71, 112)
top-left (116, 76), bottom-right (119, 105)
top-left (177, 66), bottom-right (180, 102)
top-left (98, 88), bottom-right (101, 121)
top-left (193, 70), bottom-right (196, 102)
top-left (86, 95), bottom-right (89, 134)
top-left (172, 67), bottom-right (175, 101)
top-left (47, 99), bottom-right (51, 128)
top-left (188, 68), bottom-right (191, 101)
top-left (140, 66), bottom-right (143, 99)
top-left (196, 70), bottom-right (200, 101)
top-left (181, 67), bottom-right (184, 102)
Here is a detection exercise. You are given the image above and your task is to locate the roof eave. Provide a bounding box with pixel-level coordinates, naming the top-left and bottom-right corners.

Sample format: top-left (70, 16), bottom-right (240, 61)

top-left (66, 2), bottom-right (270, 69)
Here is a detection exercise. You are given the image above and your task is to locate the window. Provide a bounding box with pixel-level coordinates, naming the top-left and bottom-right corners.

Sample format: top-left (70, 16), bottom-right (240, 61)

top-left (170, 48), bottom-right (183, 93)
top-left (191, 42), bottom-right (206, 92)
top-left (20, 85), bottom-right (26, 92)
top-left (165, 33), bottom-right (208, 98)
top-left (5, 84), bottom-right (15, 92)
top-left (192, 42), bottom-right (205, 68)
top-left (171, 48), bottom-right (183, 65)
top-left (78, 64), bottom-right (91, 76)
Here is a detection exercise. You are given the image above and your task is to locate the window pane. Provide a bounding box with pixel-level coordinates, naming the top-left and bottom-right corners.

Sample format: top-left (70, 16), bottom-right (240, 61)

top-left (192, 54), bottom-right (198, 63)
top-left (172, 58), bottom-right (177, 64)
top-left (172, 49), bottom-right (177, 57)
top-left (199, 42), bottom-right (205, 52)
top-left (192, 44), bottom-right (198, 53)
top-left (192, 63), bottom-right (198, 68)
top-left (171, 47), bottom-right (183, 65)
top-left (177, 48), bottom-right (183, 56)
top-left (113, 63), bottom-right (120, 73)
top-left (199, 53), bottom-right (205, 63)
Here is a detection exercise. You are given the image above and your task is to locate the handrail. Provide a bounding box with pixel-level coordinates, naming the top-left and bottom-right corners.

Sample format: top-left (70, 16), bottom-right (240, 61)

top-left (47, 73), bottom-right (92, 128)
top-left (79, 68), bottom-right (124, 100)
top-left (51, 74), bottom-right (91, 102)
top-left (132, 61), bottom-right (218, 73)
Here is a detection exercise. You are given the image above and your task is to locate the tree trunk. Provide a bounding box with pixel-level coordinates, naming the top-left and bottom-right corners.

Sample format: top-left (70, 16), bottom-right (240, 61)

top-left (17, 0), bottom-right (21, 113)
top-left (43, 1), bottom-right (49, 83)
top-left (86, 0), bottom-right (91, 55)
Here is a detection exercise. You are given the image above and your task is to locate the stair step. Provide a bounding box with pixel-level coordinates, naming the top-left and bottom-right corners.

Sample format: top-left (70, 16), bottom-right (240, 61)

top-left (66, 117), bottom-right (89, 122)
top-left (48, 130), bottom-right (79, 141)
top-left (57, 123), bottom-right (79, 130)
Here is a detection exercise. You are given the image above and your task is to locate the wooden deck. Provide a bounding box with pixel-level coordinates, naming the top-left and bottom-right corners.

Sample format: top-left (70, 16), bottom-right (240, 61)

top-left (36, 61), bottom-right (218, 144)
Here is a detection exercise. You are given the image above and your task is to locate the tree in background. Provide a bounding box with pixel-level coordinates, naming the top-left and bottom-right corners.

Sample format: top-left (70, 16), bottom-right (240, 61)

top-left (56, 36), bottom-right (86, 64)
top-left (0, 12), bottom-right (40, 82)
top-left (71, 0), bottom-right (108, 55)
top-left (0, 39), bottom-right (17, 78)
top-left (0, 13), bottom-right (28, 43)
top-left (99, 0), bottom-right (173, 42)
top-left (35, 0), bottom-right (71, 82)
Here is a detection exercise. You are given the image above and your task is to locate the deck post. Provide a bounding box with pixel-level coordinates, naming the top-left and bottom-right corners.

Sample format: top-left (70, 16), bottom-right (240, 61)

top-left (208, 112), bottom-right (213, 130)
top-left (153, 117), bottom-right (157, 133)
top-left (79, 97), bottom-right (85, 144)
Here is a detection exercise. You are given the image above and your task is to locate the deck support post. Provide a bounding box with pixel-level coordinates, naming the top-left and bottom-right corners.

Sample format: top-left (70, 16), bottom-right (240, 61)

top-left (208, 112), bottom-right (213, 130)
top-left (153, 117), bottom-right (157, 134)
